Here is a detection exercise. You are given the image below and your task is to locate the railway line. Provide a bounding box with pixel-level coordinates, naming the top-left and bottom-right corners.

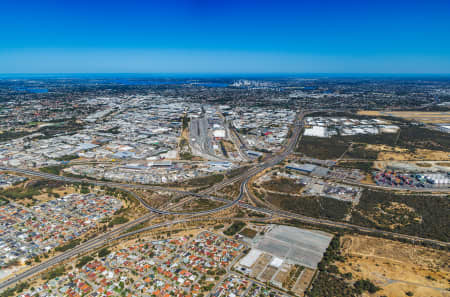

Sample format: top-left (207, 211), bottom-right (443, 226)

top-left (1, 110), bottom-right (449, 292)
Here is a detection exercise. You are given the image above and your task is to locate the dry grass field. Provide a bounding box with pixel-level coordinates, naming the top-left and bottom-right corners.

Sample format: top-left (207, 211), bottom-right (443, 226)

top-left (365, 144), bottom-right (450, 161)
top-left (221, 139), bottom-right (237, 152)
top-left (358, 110), bottom-right (450, 124)
top-left (174, 197), bottom-right (226, 212)
top-left (337, 235), bottom-right (450, 297)
top-left (21, 184), bottom-right (79, 206)
top-left (293, 268), bottom-right (315, 296)
top-left (357, 110), bottom-right (383, 116)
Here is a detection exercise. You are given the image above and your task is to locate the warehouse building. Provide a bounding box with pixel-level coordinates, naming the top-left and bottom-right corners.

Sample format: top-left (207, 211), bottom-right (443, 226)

top-left (304, 126), bottom-right (328, 137)
top-left (286, 163), bottom-right (317, 173)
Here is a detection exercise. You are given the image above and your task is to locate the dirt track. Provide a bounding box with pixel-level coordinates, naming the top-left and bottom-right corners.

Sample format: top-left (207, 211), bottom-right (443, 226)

top-left (337, 235), bottom-right (450, 297)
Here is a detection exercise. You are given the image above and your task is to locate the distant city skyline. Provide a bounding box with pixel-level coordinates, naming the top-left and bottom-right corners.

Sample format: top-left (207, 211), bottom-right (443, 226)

top-left (1, 0), bottom-right (450, 74)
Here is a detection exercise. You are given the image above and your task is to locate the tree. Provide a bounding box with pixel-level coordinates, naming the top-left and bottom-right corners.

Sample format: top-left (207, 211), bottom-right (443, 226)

top-left (354, 279), bottom-right (380, 294)
top-left (98, 248), bottom-right (110, 258)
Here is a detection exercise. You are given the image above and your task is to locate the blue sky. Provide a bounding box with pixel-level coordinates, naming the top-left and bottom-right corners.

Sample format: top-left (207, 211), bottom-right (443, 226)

top-left (1, 0), bottom-right (449, 74)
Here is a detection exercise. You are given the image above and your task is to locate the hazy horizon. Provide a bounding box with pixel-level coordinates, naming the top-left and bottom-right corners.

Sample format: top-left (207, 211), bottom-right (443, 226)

top-left (1, 73), bottom-right (450, 78)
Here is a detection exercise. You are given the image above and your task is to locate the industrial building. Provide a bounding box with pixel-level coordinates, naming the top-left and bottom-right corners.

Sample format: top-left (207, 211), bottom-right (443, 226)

top-left (304, 126), bottom-right (328, 137)
top-left (286, 163), bottom-right (317, 173)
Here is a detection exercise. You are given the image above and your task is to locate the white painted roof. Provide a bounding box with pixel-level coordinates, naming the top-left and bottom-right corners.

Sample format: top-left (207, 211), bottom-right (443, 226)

top-left (270, 257), bottom-right (284, 268)
top-left (239, 249), bottom-right (262, 268)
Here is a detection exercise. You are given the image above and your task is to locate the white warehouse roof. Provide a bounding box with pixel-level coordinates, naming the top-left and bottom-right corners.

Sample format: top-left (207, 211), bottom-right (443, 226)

top-left (304, 126), bottom-right (328, 137)
top-left (239, 249), bottom-right (262, 268)
top-left (269, 257), bottom-right (284, 268)
top-left (213, 130), bottom-right (226, 138)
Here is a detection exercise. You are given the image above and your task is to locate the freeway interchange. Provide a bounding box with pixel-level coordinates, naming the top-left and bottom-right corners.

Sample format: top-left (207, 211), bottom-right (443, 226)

top-left (0, 110), bottom-right (449, 292)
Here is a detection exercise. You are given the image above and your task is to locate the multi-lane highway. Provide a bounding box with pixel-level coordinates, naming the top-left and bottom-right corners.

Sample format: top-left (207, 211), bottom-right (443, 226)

top-left (0, 112), bottom-right (306, 291)
top-left (0, 110), bottom-right (306, 215)
top-left (1, 110), bottom-right (449, 292)
top-left (0, 211), bottom-right (156, 291)
top-left (240, 195), bottom-right (450, 247)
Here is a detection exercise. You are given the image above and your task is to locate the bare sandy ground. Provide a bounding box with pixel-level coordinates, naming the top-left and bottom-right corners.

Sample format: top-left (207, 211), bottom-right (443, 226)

top-left (337, 235), bottom-right (450, 297)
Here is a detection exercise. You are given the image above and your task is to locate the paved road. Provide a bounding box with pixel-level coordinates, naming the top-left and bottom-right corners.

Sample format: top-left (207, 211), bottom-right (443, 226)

top-left (189, 112), bottom-right (228, 162)
top-left (0, 110), bottom-right (307, 214)
top-left (0, 109), bottom-right (302, 290)
top-left (116, 215), bottom-right (272, 240)
top-left (228, 122), bottom-right (251, 161)
top-left (0, 111), bottom-right (306, 291)
top-left (0, 166), bottom-right (248, 213)
top-left (0, 173), bottom-right (254, 290)
top-left (239, 198), bottom-right (450, 247)
top-left (0, 179), bottom-right (254, 291)
top-left (1, 110), bottom-right (448, 291)
top-left (0, 212), bottom-right (155, 291)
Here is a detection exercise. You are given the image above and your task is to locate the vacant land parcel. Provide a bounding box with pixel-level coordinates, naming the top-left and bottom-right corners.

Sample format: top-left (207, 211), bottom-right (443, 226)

top-left (236, 225), bottom-right (332, 295)
top-left (358, 110), bottom-right (450, 124)
top-left (337, 235), bottom-right (450, 297)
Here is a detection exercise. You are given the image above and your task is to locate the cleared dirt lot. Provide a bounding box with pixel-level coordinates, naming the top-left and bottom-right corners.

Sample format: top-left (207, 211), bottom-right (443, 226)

top-left (357, 111), bottom-right (450, 124)
top-left (292, 268), bottom-right (315, 296)
top-left (378, 149), bottom-right (450, 161)
top-left (363, 144), bottom-right (450, 161)
top-left (250, 253), bottom-right (272, 278)
top-left (259, 265), bottom-right (278, 282)
top-left (337, 235), bottom-right (450, 297)
top-left (273, 263), bottom-right (291, 287)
